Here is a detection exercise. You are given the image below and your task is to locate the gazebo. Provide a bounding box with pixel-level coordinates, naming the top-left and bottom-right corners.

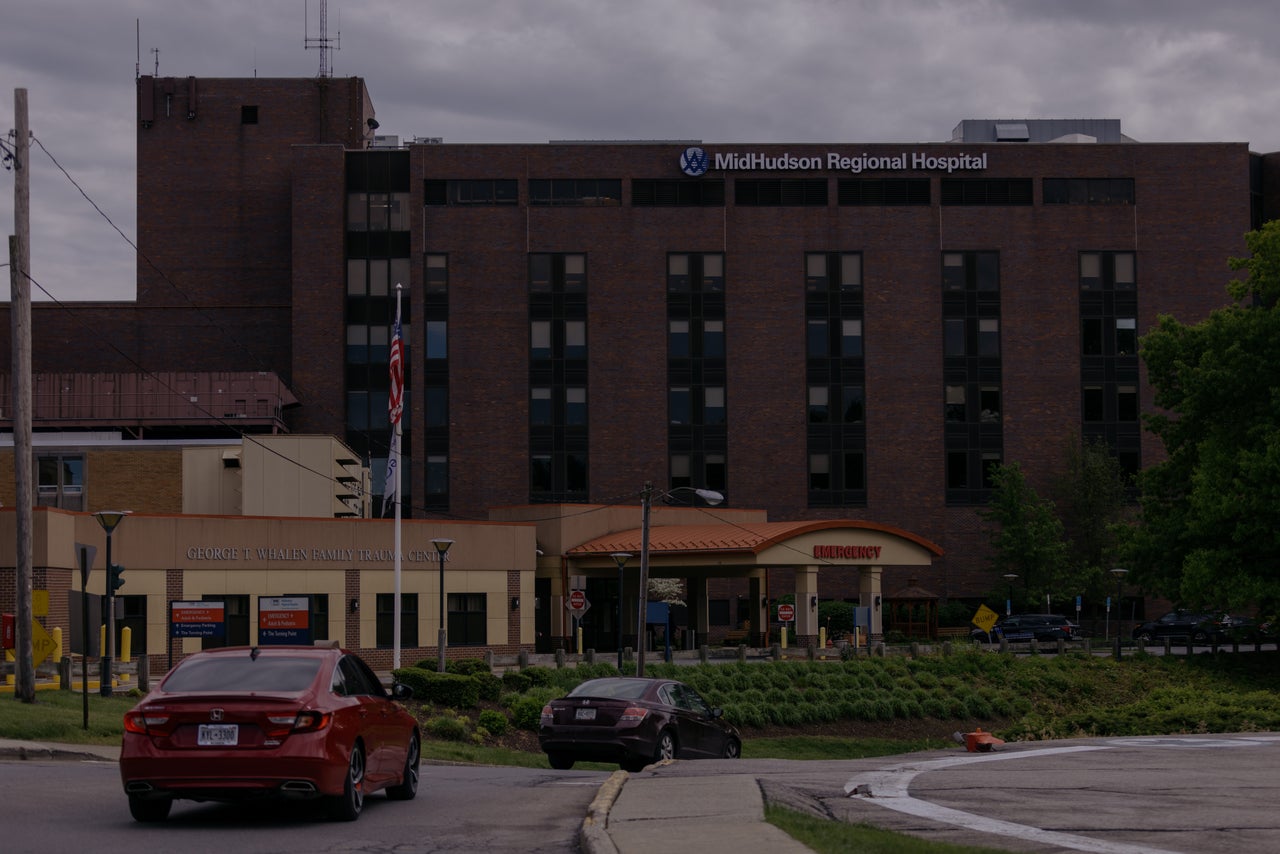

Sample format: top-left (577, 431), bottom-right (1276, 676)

top-left (885, 578), bottom-right (940, 640)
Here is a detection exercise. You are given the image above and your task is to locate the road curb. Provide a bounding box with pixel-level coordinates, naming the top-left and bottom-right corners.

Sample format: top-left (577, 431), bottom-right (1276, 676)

top-left (580, 770), bottom-right (627, 854)
top-left (0, 743), bottom-right (113, 762)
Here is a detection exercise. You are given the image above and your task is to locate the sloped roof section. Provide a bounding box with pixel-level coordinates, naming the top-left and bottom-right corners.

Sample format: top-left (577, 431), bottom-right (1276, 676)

top-left (569, 519), bottom-right (943, 558)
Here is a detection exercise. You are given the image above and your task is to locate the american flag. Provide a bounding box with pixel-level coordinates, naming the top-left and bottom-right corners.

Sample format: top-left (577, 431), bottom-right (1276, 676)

top-left (388, 304), bottom-right (404, 425)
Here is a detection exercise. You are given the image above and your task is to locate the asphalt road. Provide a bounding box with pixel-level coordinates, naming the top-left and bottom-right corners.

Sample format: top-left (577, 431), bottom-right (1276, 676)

top-left (0, 758), bottom-right (606, 854)
top-left (648, 732), bottom-right (1280, 853)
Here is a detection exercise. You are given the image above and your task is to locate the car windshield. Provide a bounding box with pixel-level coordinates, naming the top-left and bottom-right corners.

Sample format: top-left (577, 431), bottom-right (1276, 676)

top-left (162, 655), bottom-right (323, 693)
top-left (567, 678), bottom-right (650, 700)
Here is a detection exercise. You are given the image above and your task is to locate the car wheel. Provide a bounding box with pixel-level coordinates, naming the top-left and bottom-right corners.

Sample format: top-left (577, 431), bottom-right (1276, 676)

top-left (385, 732), bottom-right (420, 801)
top-left (328, 742), bottom-right (366, 822)
top-left (546, 753), bottom-right (575, 770)
top-left (723, 739), bottom-right (741, 759)
top-left (1191, 629), bottom-right (1208, 643)
top-left (128, 795), bottom-right (172, 823)
top-left (1137, 631), bottom-right (1154, 643)
top-left (654, 730), bottom-right (677, 763)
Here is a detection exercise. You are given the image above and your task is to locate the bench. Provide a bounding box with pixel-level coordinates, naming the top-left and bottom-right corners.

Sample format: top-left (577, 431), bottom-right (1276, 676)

top-left (936, 626), bottom-right (973, 640)
top-left (723, 629), bottom-right (749, 645)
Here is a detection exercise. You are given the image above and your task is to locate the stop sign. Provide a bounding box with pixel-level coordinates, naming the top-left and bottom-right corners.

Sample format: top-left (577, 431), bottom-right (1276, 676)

top-left (568, 590), bottom-right (587, 611)
top-left (777, 603), bottom-right (795, 622)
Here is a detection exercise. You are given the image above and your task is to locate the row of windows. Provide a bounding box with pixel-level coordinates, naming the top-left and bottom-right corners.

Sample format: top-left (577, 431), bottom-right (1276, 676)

top-left (350, 246), bottom-right (1138, 509)
top-left (374, 593), bottom-right (488, 648)
top-left (422, 177), bottom-right (1134, 208)
top-left (399, 250), bottom-right (1134, 299)
top-left (181, 593), bottom-right (486, 650)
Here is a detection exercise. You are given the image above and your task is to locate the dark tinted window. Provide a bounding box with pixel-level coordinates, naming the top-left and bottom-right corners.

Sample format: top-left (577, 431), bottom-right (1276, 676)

top-left (163, 655), bottom-right (322, 693)
top-left (568, 678), bottom-right (649, 700)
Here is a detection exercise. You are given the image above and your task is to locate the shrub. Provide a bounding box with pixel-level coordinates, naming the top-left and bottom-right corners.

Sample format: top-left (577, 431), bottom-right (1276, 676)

top-left (509, 696), bottom-right (547, 731)
top-left (472, 672), bottom-right (503, 702)
top-left (501, 671), bottom-right (532, 694)
top-left (477, 709), bottom-right (509, 736)
top-left (447, 658), bottom-right (493, 676)
top-left (393, 667), bottom-right (479, 709)
top-left (521, 666), bottom-right (556, 687)
top-left (425, 713), bottom-right (470, 741)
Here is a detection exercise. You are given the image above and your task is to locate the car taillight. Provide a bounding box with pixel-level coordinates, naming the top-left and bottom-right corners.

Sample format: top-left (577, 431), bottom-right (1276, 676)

top-left (619, 707), bottom-right (648, 722)
top-left (266, 710), bottom-right (332, 737)
top-left (123, 710), bottom-right (170, 735)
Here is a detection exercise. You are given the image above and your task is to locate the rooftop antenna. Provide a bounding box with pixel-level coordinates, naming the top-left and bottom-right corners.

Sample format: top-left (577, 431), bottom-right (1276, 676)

top-left (305, 0), bottom-right (340, 78)
top-left (151, 48), bottom-right (160, 77)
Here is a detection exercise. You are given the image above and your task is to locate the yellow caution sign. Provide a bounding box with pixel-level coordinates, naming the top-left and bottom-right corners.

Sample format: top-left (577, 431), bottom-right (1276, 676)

top-left (31, 620), bottom-right (56, 668)
top-left (972, 604), bottom-right (1000, 635)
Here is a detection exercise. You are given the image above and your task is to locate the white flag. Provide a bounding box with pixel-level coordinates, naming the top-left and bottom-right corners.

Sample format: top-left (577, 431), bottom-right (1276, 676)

top-left (383, 429), bottom-right (399, 517)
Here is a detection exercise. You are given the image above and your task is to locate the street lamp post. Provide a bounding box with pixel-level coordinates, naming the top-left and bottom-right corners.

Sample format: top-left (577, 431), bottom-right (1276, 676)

top-left (610, 552), bottom-right (631, 671)
top-left (1002, 573), bottom-right (1018, 616)
top-left (636, 482), bottom-right (723, 677)
top-left (432, 537), bottom-right (454, 673)
top-left (1111, 568), bottom-right (1129, 658)
top-left (93, 510), bottom-right (131, 697)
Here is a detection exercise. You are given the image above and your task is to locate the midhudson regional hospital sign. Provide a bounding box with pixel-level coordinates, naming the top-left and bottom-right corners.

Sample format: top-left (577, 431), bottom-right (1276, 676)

top-left (679, 146), bottom-right (988, 177)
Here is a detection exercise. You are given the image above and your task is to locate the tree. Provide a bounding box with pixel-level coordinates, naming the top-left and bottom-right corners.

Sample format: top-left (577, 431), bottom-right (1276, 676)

top-left (1120, 221), bottom-right (1280, 610)
top-left (980, 462), bottom-right (1070, 611)
top-left (1053, 437), bottom-right (1131, 603)
top-left (647, 578), bottom-right (686, 606)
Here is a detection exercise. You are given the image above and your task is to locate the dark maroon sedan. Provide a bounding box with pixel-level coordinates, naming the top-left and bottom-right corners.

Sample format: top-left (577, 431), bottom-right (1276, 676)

top-left (539, 676), bottom-right (741, 772)
top-left (120, 645), bottom-right (420, 822)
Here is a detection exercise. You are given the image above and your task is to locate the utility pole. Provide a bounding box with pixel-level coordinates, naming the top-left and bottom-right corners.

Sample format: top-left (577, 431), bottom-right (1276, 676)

top-left (9, 88), bottom-right (36, 702)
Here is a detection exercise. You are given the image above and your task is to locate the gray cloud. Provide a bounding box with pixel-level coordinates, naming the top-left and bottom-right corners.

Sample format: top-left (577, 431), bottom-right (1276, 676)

top-left (3, 0), bottom-right (1278, 301)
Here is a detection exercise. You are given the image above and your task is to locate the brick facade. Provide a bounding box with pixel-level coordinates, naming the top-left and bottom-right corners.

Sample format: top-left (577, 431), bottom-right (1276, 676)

top-left (0, 75), bottom-right (1270, 637)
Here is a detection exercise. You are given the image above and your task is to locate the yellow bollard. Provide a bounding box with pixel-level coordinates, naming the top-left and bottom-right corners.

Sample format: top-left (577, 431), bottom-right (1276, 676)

top-left (4, 649), bottom-right (13, 685)
top-left (781, 626), bottom-right (788, 649)
top-left (819, 626), bottom-right (827, 648)
top-left (52, 626), bottom-right (63, 663)
top-left (577, 626), bottom-right (584, 655)
top-left (120, 627), bottom-right (132, 683)
top-left (99, 624), bottom-right (107, 657)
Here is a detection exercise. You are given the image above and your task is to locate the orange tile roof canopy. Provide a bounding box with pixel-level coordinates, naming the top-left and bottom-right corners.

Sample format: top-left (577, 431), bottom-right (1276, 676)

top-left (568, 519), bottom-right (943, 565)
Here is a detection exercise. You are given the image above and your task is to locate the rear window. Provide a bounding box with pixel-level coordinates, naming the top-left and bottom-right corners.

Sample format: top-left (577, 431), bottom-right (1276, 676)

top-left (568, 679), bottom-right (650, 700)
top-left (162, 655), bottom-right (323, 693)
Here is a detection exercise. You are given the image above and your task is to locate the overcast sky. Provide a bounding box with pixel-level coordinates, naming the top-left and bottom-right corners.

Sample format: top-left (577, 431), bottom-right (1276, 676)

top-left (4, 0), bottom-right (1280, 302)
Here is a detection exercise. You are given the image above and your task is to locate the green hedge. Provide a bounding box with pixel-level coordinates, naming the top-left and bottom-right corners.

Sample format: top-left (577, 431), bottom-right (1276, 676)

top-left (393, 667), bottom-right (480, 709)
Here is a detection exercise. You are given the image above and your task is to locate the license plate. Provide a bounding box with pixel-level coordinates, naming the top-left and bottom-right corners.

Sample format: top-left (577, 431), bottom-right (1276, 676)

top-left (198, 724), bottom-right (239, 746)
top-left (575, 708), bottom-right (596, 721)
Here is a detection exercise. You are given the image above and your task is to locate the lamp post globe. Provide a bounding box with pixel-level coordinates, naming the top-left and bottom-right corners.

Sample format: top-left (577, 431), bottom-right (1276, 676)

top-left (92, 510), bottom-right (131, 697)
top-left (635, 484), bottom-right (722, 677)
top-left (1002, 573), bottom-right (1018, 616)
top-left (431, 538), bottom-right (454, 672)
top-left (610, 553), bottom-right (631, 671)
top-left (1110, 568), bottom-right (1129, 656)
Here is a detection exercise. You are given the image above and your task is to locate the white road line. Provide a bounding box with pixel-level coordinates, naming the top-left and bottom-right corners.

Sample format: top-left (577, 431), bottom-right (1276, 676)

top-left (844, 745), bottom-right (1177, 854)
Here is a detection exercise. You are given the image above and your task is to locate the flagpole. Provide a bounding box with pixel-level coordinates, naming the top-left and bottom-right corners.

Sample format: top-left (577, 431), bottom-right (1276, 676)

top-left (391, 283), bottom-right (404, 671)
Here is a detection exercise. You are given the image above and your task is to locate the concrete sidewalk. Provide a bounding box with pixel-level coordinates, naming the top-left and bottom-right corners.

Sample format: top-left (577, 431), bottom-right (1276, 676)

top-left (581, 767), bottom-right (814, 854)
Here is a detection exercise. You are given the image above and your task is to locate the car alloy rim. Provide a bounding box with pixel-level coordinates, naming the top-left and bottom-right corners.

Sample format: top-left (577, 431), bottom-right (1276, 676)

top-left (349, 748), bottom-right (365, 812)
top-left (406, 737), bottom-right (419, 791)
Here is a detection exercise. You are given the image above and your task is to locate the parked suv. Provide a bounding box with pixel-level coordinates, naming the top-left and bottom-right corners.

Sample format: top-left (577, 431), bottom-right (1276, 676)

top-left (971, 614), bottom-right (1078, 643)
top-left (1131, 610), bottom-right (1226, 643)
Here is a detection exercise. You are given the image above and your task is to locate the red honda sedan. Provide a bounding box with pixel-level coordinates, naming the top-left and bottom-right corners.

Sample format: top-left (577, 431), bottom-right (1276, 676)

top-left (120, 645), bottom-right (420, 822)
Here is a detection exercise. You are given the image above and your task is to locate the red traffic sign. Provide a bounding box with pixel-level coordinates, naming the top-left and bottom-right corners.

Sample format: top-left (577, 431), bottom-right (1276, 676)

top-left (777, 603), bottom-right (795, 622)
top-left (567, 590), bottom-right (588, 612)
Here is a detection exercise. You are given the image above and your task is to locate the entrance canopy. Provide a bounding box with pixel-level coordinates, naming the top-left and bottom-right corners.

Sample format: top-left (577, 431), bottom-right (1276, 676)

top-left (567, 519), bottom-right (942, 571)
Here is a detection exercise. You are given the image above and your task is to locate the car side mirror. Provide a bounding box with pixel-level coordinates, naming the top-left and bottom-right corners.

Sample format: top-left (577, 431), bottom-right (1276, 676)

top-left (391, 683), bottom-right (414, 701)
top-left (710, 707), bottom-right (724, 720)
